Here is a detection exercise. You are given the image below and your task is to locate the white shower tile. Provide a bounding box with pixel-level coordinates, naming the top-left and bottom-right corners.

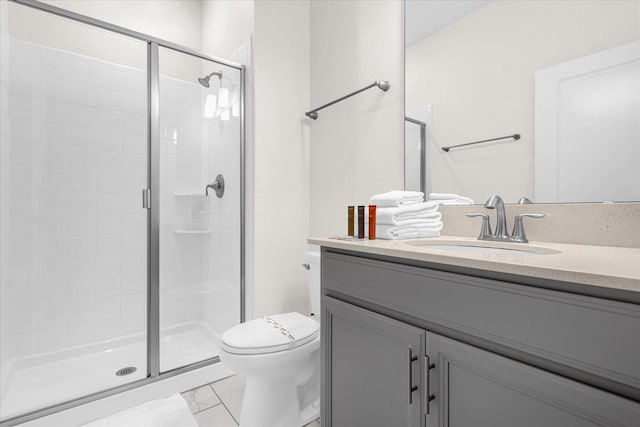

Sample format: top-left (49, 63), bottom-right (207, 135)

top-left (95, 316), bottom-right (121, 341)
top-left (39, 169), bottom-right (70, 191)
top-left (1, 332), bottom-right (38, 360)
top-left (2, 283), bottom-right (38, 310)
top-left (68, 214), bottom-right (97, 236)
top-left (39, 99), bottom-right (69, 125)
top-left (8, 93), bottom-right (36, 119)
top-left (68, 257), bottom-right (96, 281)
top-left (42, 146), bottom-right (69, 170)
top-left (42, 77), bottom-right (69, 102)
top-left (8, 142), bottom-right (34, 167)
top-left (98, 66), bottom-right (123, 92)
top-left (39, 214), bottom-right (69, 236)
top-left (95, 274), bottom-right (122, 298)
top-left (40, 191), bottom-right (69, 216)
top-left (69, 127), bottom-right (98, 150)
top-left (122, 133), bottom-right (146, 155)
top-left (122, 93), bottom-right (146, 115)
top-left (122, 70), bottom-right (146, 92)
top-left (98, 109), bottom-right (122, 132)
top-left (69, 104), bottom-right (98, 129)
top-left (68, 279), bottom-right (96, 302)
top-left (96, 193), bottom-right (122, 214)
top-left (37, 281), bottom-right (69, 307)
top-left (94, 296), bottom-right (120, 320)
top-left (96, 151), bottom-right (122, 173)
top-left (69, 82), bottom-right (98, 107)
top-left (96, 172), bottom-right (123, 193)
top-left (69, 235), bottom-right (97, 258)
top-left (96, 255), bottom-right (121, 278)
top-left (68, 148), bottom-right (96, 171)
top-left (96, 235), bottom-right (121, 256)
top-left (41, 52), bottom-right (69, 81)
top-left (68, 321), bottom-right (95, 346)
top-left (69, 171), bottom-right (97, 193)
top-left (40, 258), bottom-right (70, 283)
top-left (122, 113), bottom-right (145, 136)
top-left (70, 59), bottom-right (98, 87)
top-left (97, 214), bottom-right (122, 235)
top-left (37, 302), bottom-right (68, 328)
top-left (68, 299), bottom-right (96, 324)
top-left (40, 123), bottom-right (70, 147)
top-left (9, 117), bottom-right (38, 143)
top-left (98, 87), bottom-right (123, 112)
top-left (4, 307), bottom-right (38, 334)
top-left (69, 192), bottom-right (97, 214)
top-left (38, 325), bottom-right (69, 353)
top-left (97, 130), bottom-right (122, 153)
top-left (9, 69), bottom-right (40, 97)
top-left (10, 42), bottom-right (40, 74)
top-left (39, 236), bottom-right (69, 260)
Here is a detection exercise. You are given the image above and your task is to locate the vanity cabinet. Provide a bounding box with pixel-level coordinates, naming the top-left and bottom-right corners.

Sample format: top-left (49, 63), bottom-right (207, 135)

top-left (321, 250), bottom-right (640, 427)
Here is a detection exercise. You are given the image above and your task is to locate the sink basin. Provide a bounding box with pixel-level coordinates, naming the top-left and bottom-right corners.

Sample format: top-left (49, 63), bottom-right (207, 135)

top-left (406, 239), bottom-right (561, 255)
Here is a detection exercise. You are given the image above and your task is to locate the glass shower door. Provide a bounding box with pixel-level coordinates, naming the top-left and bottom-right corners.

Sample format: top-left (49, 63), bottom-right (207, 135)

top-left (0, 1), bottom-right (148, 419)
top-left (157, 47), bottom-right (242, 372)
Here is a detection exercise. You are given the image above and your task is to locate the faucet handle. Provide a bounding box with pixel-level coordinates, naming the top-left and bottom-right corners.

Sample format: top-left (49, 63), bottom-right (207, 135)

top-left (518, 197), bottom-right (533, 204)
top-left (512, 213), bottom-right (545, 243)
top-left (466, 213), bottom-right (493, 241)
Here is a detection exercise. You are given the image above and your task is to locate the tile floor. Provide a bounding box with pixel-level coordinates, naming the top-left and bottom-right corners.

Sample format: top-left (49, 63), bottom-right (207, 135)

top-left (181, 375), bottom-right (320, 427)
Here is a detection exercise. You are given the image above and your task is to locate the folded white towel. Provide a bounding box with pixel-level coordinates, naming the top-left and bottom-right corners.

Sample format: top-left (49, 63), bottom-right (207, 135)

top-left (377, 222), bottom-right (443, 240)
top-left (82, 394), bottom-right (198, 427)
top-left (428, 192), bottom-right (474, 205)
top-left (369, 190), bottom-right (424, 207)
top-left (377, 202), bottom-right (441, 225)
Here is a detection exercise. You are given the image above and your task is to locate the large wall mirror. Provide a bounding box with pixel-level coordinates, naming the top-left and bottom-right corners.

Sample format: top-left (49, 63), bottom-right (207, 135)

top-left (404, 0), bottom-right (640, 204)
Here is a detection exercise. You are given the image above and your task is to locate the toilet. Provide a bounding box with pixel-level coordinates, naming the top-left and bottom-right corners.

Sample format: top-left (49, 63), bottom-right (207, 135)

top-left (219, 250), bottom-right (321, 427)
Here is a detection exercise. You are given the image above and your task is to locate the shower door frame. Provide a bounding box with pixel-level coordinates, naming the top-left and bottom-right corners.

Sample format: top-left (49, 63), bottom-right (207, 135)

top-left (2, 1), bottom-right (246, 425)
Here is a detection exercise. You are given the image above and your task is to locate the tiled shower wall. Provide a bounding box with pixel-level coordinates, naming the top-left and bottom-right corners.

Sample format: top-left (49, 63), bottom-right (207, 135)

top-left (0, 37), bottom-right (242, 364)
top-left (0, 38), bottom-right (148, 361)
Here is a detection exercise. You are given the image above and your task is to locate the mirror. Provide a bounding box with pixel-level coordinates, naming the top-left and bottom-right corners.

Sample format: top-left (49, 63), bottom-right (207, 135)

top-left (405, 0), bottom-right (640, 204)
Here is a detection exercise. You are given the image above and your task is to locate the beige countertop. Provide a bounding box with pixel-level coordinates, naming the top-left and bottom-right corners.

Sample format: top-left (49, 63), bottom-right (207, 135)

top-left (308, 236), bottom-right (640, 295)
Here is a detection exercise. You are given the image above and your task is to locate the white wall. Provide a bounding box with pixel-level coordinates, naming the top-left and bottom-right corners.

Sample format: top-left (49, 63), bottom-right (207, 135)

top-left (309, 0), bottom-right (405, 237)
top-left (406, 0), bottom-right (640, 203)
top-left (42, 0), bottom-right (203, 51)
top-left (251, 0), bottom-right (311, 318)
top-left (202, 0), bottom-right (253, 59)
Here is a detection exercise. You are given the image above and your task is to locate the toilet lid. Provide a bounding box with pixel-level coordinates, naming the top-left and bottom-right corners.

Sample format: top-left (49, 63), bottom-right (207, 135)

top-left (221, 312), bottom-right (319, 355)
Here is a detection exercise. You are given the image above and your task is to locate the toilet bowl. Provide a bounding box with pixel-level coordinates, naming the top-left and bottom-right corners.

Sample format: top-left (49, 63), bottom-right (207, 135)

top-left (219, 251), bottom-right (321, 427)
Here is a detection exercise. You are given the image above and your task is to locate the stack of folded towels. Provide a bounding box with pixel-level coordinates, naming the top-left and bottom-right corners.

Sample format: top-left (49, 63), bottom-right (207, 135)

top-left (369, 191), bottom-right (442, 240)
top-left (428, 192), bottom-right (474, 205)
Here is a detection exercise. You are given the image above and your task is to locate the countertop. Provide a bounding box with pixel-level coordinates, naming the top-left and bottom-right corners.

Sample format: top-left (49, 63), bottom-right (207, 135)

top-left (308, 236), bottom-right (640, 295)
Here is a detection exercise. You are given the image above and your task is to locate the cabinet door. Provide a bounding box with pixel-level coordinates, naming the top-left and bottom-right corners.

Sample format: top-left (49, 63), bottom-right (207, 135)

top-left (425, 332), bottom-right (640, 427)
top-left (323, 296), bottom-right (424, 427)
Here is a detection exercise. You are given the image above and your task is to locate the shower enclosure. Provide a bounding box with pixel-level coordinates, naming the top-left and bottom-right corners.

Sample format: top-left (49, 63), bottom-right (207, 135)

top-left (0, 1), bottom-right (245, 424)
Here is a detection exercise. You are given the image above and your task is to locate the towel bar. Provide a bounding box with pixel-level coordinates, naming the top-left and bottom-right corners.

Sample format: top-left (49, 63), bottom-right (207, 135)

top-left (305, 80), bottom-right (390, 120)
top-left (442, 134), bottom-right (520, 152)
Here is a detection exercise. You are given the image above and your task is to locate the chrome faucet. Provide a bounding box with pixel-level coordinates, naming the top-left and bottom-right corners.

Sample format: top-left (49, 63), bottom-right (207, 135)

top-left (466, 195), bottom-right (545, 243)
top-left (484, 195), bottom-right (510, 240)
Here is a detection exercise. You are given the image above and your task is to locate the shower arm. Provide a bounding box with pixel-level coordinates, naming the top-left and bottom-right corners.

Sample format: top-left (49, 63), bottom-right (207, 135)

top-left (305, 80), bottom-right (390, 120)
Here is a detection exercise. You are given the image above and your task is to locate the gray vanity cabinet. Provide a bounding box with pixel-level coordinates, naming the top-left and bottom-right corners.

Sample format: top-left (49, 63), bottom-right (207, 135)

top-left (321, 249), bottom-right (640, 427)
top-left (322, 297), bottom-right (424, 427)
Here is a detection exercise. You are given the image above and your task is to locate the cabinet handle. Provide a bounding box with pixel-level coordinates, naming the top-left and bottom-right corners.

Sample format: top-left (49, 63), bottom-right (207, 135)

top-left (407, 348), bottom-right (418, 404)
top-left (424, 355), bottom-right (436, 415)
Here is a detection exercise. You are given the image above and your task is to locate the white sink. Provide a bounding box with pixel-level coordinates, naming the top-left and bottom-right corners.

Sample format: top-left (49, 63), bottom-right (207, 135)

top-left (406, 239), bottom-right (561, 255)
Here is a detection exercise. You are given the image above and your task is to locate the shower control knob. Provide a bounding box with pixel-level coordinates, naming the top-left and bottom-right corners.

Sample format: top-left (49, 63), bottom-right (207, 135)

top-left (205, 174), bottom-right (225, 198)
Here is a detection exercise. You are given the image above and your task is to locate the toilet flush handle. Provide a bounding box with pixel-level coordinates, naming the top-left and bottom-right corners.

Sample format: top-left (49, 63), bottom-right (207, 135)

top-left (302, 263), bottom-right (310, 270)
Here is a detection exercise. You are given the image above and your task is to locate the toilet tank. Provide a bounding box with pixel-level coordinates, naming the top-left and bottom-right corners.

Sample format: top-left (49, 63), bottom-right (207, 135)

top-left (306, 249), bottom-right (321, 320)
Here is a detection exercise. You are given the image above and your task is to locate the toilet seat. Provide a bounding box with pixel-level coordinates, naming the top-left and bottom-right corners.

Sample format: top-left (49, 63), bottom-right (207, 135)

top-left (221, 312), bottom-right (319, 355)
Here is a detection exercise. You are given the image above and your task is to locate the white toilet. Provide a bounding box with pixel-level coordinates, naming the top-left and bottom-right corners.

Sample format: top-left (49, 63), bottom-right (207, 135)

top-left (219, 251), bottom-right (321, 427)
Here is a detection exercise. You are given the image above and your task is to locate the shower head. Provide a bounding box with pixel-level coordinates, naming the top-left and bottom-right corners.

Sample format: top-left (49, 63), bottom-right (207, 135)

top-left (198, 71), bottom-right (223, 88)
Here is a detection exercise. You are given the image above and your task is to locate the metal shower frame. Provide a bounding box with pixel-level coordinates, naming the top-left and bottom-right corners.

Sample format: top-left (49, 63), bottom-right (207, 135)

top-left (3, 1), bottom-right (246, 425)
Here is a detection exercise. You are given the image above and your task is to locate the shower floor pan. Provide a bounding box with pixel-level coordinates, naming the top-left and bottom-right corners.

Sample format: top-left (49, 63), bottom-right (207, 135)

top-left (0, 321), bottom-right (220, 420)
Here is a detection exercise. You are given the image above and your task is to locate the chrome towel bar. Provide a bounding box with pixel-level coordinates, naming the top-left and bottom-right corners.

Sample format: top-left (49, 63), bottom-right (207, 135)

top-left (442, 133), bottom-right (520, 152)
top-left (305, 80), bottom-right (390, 120)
